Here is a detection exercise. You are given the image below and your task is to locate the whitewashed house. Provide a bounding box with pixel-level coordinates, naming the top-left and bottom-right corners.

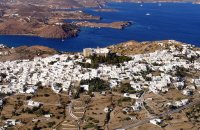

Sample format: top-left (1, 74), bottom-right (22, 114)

top-left (51, 83), bottom-right (62, 93)
top-left (130, 82), bottom-right (142, 91)
top-left (80, 85), bottom-right (89, 91)
top-left (4, 119), bottom-right (20, 126)
top-left (173, 82), bottom-right (185, 90)
top-left (27, 100), bottom-right (41, 107)
top-left (123, 93), bottom-right (141, 99)
top-left (26, 88), bottom-right (35, 94)
top-left (194, 79), bottom-right (200, 87)
top-left (0, 99), bottom-right (3, 107)
top-left (182, 89), bottom-right (193, 96)
top-left (174, 99), bottom-right (189, 107)
top-left (131, 100), bottom-right (143, 111)
top-left (150, 119), bottom-right (162, 126)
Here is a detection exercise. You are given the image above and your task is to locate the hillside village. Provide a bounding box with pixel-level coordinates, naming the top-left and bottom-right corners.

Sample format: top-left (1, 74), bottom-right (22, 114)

top-left (0, 40), bottom-right (200, 130)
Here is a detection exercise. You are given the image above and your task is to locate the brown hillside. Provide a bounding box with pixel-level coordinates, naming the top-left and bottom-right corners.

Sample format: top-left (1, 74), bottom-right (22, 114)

top-left (0, 46), bottom-right (58, 62)
top-left (109, 40), bottom-right (186, 55)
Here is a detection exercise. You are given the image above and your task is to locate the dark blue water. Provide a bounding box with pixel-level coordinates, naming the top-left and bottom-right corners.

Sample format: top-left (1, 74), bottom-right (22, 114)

top-left (0, 2), bottom-right (200, 52)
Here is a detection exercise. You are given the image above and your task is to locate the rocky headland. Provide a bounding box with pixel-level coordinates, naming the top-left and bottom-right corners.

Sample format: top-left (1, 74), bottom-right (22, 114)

top-left (0, 0), bottom-right (199, 39)
top-left (75, 21), bottom-right (132, 29)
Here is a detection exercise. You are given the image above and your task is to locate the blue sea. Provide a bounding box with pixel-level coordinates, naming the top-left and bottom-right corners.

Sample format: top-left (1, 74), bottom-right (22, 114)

top-left (0, 2), bottom-right (200, 52)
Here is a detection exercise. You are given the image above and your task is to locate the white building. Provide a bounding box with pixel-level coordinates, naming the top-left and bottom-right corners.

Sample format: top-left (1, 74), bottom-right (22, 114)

top-left (0, 99), bottom-right (3, 107)
top-left (123, 93), bottom-right (141, 99)
top-left (27, 100), bottom-right (41, 107)
top-left (80, 85), bottom-right (89, 91)
top-left (150, 118), bottom-right (162, 126)
top-left (131, 100), bottom-right (143, 111)
top-left (4, 119), bottom-right (20, 126)
top-left (182, 89), bottom-right (193, 96)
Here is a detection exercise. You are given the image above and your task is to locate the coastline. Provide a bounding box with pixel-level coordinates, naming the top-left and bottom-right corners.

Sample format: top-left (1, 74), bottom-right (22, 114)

top-left (0, 34), bottom-right (78, 40)
top-left (0, 22), bottom-right (80, 39)
top-left (108, 1), bottom-right (197, 4)
top-left (0, 2), bottom-right (200, 52)
top-left (0, 40), bottom-right (199, 61)
top-left (75, 21), bottom-right (132, 29)
top-left (0, 1), bottom-right (200, 130)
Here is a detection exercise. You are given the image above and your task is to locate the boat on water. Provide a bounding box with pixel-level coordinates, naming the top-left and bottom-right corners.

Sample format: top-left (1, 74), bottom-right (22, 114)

top-left (158, 3), bottom-right (162, 6)
top-left (146, 13), bottom-right (151, 16)
top-left (140, 4), bottom-right (143, 7)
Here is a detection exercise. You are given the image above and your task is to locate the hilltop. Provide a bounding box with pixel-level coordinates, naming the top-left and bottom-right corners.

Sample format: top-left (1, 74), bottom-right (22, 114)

top-left (0, 40), bottom-right (199, 62)
top-left (109, 40), bottom-right (200, 55)
top-left (0, 40), bottom-right (200, 130)
top-left (0, 45), bottom-right (58, 62)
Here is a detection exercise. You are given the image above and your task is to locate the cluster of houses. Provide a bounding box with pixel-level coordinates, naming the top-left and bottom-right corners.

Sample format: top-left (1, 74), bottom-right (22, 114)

top-left (0, 41), bottom-right (199, 128)
top-left (0, 42), bottom-right (199, 96)
top-left (166, 99), bottom-right (189, 108)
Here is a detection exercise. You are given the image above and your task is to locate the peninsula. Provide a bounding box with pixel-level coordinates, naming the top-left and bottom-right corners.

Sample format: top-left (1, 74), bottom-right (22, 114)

top-left (93, 8), bottom-right (119, 12)
top-left (0, 0), bottom-right (199, 39)
top-left (75, 21), bottom-right (132, 29)
top-left (0, 2), bottom-right (100, 39)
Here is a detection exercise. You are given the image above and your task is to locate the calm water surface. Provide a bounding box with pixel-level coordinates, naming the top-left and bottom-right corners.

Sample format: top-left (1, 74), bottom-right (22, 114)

top-left (0, 2), bottom-right (200, 52)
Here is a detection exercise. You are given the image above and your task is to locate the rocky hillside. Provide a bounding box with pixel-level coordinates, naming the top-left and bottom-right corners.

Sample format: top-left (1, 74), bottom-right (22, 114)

top-left (1, 0), bottom-right (196, 9)
top-left (109, 40), bottom-right (200, 55)
top-left (0, 19), bottom-right (79, 39)
top-left (0, 45), bottom-right (58, 62)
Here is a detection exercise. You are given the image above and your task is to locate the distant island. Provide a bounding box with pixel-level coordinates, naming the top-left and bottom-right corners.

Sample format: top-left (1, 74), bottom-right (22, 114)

top-left (75, 21), bottom-right (132, 29)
